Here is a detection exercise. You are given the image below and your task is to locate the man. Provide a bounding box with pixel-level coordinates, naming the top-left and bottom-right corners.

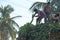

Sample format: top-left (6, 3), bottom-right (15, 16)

top-left (51, 13), bottom-right (59, 23)
top-left (44, 2), bottom-right (51, 23)
top-left (31, 8), bottom-right (46, 25)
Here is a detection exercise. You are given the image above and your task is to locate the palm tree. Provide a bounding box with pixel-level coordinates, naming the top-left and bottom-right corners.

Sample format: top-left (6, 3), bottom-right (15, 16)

top-left (29, 0), bottom-right (60, 24)
top-left (29, 2), bottom-right (46, 23)
top-left (29, 0), bottom-right (60, 13)
top-left (0, 5), bottom-right (21, 40)
top-left (29, 2), bottom-right (46, 12)
top-left (29, 0), bottom-right (60, 40)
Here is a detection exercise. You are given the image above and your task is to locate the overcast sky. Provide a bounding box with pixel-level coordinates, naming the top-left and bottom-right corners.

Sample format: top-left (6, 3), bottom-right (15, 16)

top-left (0, 0), bottom-right (47, 30)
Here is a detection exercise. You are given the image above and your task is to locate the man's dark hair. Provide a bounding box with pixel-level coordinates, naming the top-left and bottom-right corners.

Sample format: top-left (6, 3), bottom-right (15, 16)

top-left (55, 13), bottom-right (59, 17)
top-left (34, 8), bottom-right (37, 12)
top-left (47, 2), bottom-right (50, 4)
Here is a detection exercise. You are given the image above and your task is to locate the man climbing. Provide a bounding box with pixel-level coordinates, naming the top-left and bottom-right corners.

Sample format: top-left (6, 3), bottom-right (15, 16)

top-left (44, 2), bottom-right (51, 23)
top-left (31, 8), bottom-right (46, 25)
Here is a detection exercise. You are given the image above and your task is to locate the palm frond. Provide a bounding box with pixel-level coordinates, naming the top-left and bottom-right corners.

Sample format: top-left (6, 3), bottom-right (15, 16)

top-left (29, 2), bottom-right (46, 12)
top-left (3, 16), bottom-right (22, 23)
top-left (9, 28), bottom-right (17, 38)
top-left (10, 16), bottom-right (22, 19)
top-left (0, 7), bottom-right (2, 12)
top-left (6, 5), bottom-right (14, 14)
top-left (6, 23), bottom-right (17, 38)
top-left (0, 17), bottom-right (2, 20)
top-left (8, 25), bottom-right (17, 33)
top-left (0, 6), bottom-right (3, 13)
top-left (9, 19), bottom-right (19, 28)
top-left (29, 2), bottom-right (40, 9)
top-left (29, 2), bottom-right (46, 10)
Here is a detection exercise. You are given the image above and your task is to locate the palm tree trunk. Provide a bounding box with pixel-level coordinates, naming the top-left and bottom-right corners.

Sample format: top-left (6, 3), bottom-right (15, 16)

top-left (1, 31), bottom-right (4, 40)
top-left (11, 31), bottom-right (16, 40)
top-left (12, 34), bottom-right (16, 40)
top-left (0, 31), bottom-right (1, 40)
top-left (12, 37), bottom-right (15, 40)
top-left (4, 32), bottom-right (8, 40)
top-left (1, 30), bottom-right (9, 40)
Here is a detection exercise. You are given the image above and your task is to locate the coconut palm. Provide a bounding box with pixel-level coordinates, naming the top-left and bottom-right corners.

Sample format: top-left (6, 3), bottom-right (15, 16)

top-left (29, 0), bottom-right (60, 13)
top-left (29, 2), bottom-right (46, 12)
top-left (29, 2), bottom-right (46, 23)
top-left (29, 0), bottom-right (60, 24)
top-left (0, 5), bottom-right (21, 40)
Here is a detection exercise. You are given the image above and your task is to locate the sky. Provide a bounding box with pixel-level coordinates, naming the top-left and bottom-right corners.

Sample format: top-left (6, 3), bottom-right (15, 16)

top-left (0, 0), bottom-right (47, 40)
top-left (0, 0), bottom-right (47, 31)
top-left (0, 0), bottom-right (47, 30)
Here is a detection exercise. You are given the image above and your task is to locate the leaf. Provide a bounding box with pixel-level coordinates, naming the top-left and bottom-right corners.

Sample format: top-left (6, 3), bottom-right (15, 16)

top-left (9, 19), bottom-right (19, 28)
top-left (29, 2), bottom-right (46, 13)
top-left (10, 16), bottom-right (22, 19)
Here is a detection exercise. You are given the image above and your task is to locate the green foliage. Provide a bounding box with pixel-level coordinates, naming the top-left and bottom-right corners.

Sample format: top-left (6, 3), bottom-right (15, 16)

top-left (19, 23), bottom-right (35, 36)
top-left (0, 5), bottom-right (21, 40)
top-left (29, 0), bottom-right (60, 13)
top-left (29, 2), bottom-right (46, 13)
top-left (18, 23), bottom-right (60, 40)
top-left (18, 0), bottom-right (60, 40)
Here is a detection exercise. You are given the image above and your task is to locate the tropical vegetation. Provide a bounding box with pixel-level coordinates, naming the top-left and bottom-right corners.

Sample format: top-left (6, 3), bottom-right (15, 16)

top-left (0, 5), bottom-right (21, 40)
top-left (18, 23), bottom-right (60, 40)
top-left (17, 0), bottom-right (60, 40)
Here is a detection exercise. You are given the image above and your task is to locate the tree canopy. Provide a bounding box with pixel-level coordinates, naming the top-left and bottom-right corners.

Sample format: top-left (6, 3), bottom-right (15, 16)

top-left (0, 5), bottom-right (21, 40)
top-left (17, 0), bottom-right (60, 40)
top-left (18, 23), bottom-right (60, 40)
